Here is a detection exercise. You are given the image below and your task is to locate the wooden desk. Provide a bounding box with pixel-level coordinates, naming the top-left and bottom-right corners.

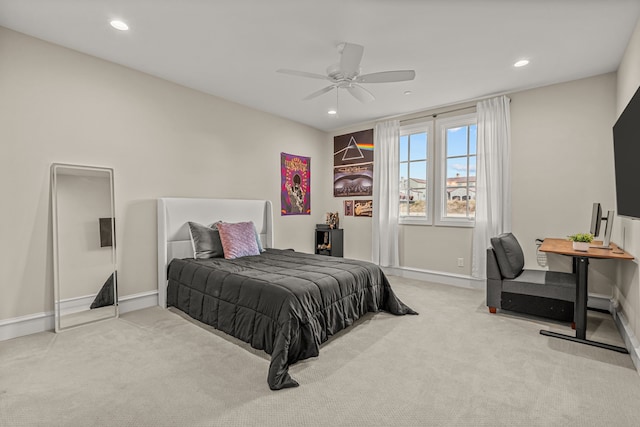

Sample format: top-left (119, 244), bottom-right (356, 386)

top-left (538, 238), bottom-right (633, 353)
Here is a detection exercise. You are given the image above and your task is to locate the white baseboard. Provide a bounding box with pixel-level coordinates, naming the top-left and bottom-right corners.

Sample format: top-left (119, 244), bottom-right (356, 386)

top-left (383, 266), bottom-right (485, 290)
top-left (612, 304), bottom-right (640, 374)
top-left (587, 293), bottom-right (614, 312)
top-left (0, 290), bottom-right (159, 342)
top-left (59, 294), bottom-right (96, 317)
top-left (0, 312), bottom-right (54, 342)
top-left (387, 269), bottom-right (616, 310)
top-left (119, 290), bottom-right (159, 313)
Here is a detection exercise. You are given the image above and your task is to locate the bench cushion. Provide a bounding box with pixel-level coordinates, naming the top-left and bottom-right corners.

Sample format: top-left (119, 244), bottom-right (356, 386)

top-left (502, 270), bottom-right (576, 302)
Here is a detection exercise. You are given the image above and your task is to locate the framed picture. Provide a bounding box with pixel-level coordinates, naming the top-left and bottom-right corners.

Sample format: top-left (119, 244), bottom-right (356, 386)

top-left (333, 129), bottom-right (374, 197)
top-left (281, 152), bottom-right (310, 215)
top-left (344, 200), bottom-right (354, 216)
top-left (354, 200), bottom-right (373, 217)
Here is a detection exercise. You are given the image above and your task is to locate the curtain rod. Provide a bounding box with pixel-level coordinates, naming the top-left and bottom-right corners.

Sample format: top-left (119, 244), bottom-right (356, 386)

top-left (395, 94), bottom-right (511, 123)
top-left (399, 105), bottom-right (475, 122)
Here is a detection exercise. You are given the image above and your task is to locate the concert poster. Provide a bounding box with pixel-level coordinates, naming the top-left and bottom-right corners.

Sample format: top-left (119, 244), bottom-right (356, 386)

top-left (333, 129), bottom-right (374, 197)
top-left (354, 199), bottom-right (373, 217)
top-left (281, 152), bottom-right (311, 215)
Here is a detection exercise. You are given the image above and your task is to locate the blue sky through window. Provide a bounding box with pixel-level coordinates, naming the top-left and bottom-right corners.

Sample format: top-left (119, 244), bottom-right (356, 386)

top-left (400, 126), bottom-right (476, 180)
top-left (399, 133), bottom-right (427, 180)
top-left (446, 125), bottom-right (476, 178)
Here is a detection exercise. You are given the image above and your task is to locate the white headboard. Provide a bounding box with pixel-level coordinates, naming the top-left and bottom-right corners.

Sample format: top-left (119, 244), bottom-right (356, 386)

top-left (157, 198), bottom-right (274, 308)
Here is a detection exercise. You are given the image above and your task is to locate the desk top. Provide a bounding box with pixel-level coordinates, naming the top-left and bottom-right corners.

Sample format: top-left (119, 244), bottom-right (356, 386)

top-left (539, 238), bottom-right (634, 260)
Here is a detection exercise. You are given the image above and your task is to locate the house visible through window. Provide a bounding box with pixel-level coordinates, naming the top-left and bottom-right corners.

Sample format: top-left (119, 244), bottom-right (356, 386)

top-left (399, 112), bottom-right (477, 227)
top-left (440, 114), bottom-right (477, 223)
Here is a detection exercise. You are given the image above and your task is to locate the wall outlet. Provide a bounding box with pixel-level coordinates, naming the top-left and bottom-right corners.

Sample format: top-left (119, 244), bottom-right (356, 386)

top-left (457, 258), bottom-right (464, 267)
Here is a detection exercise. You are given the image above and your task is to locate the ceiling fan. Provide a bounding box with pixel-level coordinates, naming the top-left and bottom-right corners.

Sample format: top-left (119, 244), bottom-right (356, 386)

top-left (277, 42), bottom-right (416, 103)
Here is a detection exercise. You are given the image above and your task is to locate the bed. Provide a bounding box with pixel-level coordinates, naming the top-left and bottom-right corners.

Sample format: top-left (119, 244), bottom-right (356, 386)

top-left (157, 197), bottom-right (417, 390)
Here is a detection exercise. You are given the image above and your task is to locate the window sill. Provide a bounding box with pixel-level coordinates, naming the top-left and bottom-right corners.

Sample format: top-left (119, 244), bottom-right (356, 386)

top-left (399, 217), bottom-right (475, 228)
top-left (434, 218), bottom-right (475, 228)
top-left (399, 217), bottom-right (432, 226)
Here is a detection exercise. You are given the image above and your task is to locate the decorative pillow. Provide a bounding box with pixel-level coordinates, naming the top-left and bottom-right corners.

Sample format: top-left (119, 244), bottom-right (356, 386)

top-left (187, 221), bottom-right (224, 259)
top-left (253, 223), bottom-right (265, 252)
top-left (490, 232), bottom-right (525, 279)
top-left (217, 221), bottom-right (261, 259)
top-left (213, 220), bottom-right (264, 252)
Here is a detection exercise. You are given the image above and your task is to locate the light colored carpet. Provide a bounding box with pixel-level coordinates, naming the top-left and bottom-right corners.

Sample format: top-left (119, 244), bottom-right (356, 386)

top-left (1, 277), bottom-right (639, 426)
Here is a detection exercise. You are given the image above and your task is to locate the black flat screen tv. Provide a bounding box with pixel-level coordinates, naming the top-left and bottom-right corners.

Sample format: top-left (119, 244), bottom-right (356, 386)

top-left (613, 85), bottom-right (640, 220)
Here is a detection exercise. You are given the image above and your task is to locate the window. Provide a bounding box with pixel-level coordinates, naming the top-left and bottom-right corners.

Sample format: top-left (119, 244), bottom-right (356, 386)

top-left (436, 114), bottom-right (477, 225)
top-left (398, 113), bottom-right (477, 227)
top-left (399, 122), bottom-right (433, 224)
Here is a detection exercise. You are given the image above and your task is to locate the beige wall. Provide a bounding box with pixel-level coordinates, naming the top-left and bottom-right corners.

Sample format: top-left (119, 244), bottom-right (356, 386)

top-left (324, 123), bottom-right (376, 262)
top-left (615, 17), bottom-right (640, 341)
top-left (0, 27), bottom-right (329, 321)
top-left (399, 225), bottom-right (472, 274)
top-left (329, 74), bottom-right (616, 283)
top-left (510, 73), bottom-right (618, 296)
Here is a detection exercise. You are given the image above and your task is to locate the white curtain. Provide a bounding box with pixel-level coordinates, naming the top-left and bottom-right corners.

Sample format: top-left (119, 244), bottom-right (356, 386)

top-left (472, 96), bottom-right (512, 279)
top-left (372, 120), bottom-right (400, 267)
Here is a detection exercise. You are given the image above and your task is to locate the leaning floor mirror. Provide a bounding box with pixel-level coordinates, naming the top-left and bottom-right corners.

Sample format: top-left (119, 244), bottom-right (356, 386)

top-left (51, 163), bottom-right (118, 332)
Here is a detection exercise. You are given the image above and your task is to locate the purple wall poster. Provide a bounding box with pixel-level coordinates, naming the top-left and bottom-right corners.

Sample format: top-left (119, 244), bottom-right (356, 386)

top-left (281, 152), bottom-right (310, 215)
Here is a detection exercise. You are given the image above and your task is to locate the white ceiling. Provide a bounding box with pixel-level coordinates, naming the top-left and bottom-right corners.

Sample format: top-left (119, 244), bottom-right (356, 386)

top-left (1, 0), bottom-right (639, 132)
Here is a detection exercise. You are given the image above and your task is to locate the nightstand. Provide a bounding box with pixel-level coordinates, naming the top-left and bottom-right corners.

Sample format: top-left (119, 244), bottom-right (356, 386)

top-left (315, 228), bottom-right (343, 257)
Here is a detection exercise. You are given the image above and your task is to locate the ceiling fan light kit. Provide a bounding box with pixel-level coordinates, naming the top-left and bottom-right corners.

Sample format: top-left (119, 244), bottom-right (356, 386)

top-left (277, 42), bottom-right (416, 106)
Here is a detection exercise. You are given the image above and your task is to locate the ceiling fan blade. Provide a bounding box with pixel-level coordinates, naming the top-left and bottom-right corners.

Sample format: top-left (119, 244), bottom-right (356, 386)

top-left (357, 70), bottom-right (416, 83)
top-left (303, 85), bottom-right (335, 100)
top-left (340, 43), bottom-right (364, 76)
top-left (347, 84), bottom-right (375, 103)
top-left (277, 69), bottom-right (330, 81)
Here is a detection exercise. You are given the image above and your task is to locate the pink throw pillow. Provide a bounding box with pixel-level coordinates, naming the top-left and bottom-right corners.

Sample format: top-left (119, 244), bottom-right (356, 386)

top-left (216, 221), bottom-right (261, 259)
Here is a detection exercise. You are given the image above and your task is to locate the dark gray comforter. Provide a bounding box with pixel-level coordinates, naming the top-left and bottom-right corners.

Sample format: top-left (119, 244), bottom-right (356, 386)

top-left (167, 249), bottom-right (417, 390)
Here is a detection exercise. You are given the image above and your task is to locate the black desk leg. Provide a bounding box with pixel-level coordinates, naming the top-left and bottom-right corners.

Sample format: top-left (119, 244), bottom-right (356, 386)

top-left (539, 256), bottom-right (628, 354)
top-left (575, 256), bottom-right (588, 340)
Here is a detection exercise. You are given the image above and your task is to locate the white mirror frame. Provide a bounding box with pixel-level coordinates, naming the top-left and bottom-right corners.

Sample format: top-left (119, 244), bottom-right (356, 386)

top-left (51, 163), bottom-right (118, 332)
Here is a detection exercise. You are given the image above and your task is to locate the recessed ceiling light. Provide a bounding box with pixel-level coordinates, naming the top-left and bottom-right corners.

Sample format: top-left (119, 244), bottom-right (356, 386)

top-left (110, 20), bottom-right (129, 31)
top-left (327, 109), bottom-right (337, 115)
top-left (514, 59), bottom-right (530, 68)
top-left (404, 91), bottom-right (412, 96)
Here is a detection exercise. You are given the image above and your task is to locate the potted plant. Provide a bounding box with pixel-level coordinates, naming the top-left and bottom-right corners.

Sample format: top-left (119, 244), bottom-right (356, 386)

top-left (568, 233), bottom-right (594, 251)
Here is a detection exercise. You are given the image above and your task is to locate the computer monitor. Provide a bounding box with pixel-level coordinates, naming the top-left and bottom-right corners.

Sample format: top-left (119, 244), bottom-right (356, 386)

top-left (588, 203), bottom-right (614, 249)
top-left (590, 202), bottom-right (602, 237)
top-left (601, 210), bottom-right (614, 248)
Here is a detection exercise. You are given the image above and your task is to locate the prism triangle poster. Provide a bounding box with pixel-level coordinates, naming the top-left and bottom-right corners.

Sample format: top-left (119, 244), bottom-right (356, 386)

top-left (333, 129), bottom-right (374, 197)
